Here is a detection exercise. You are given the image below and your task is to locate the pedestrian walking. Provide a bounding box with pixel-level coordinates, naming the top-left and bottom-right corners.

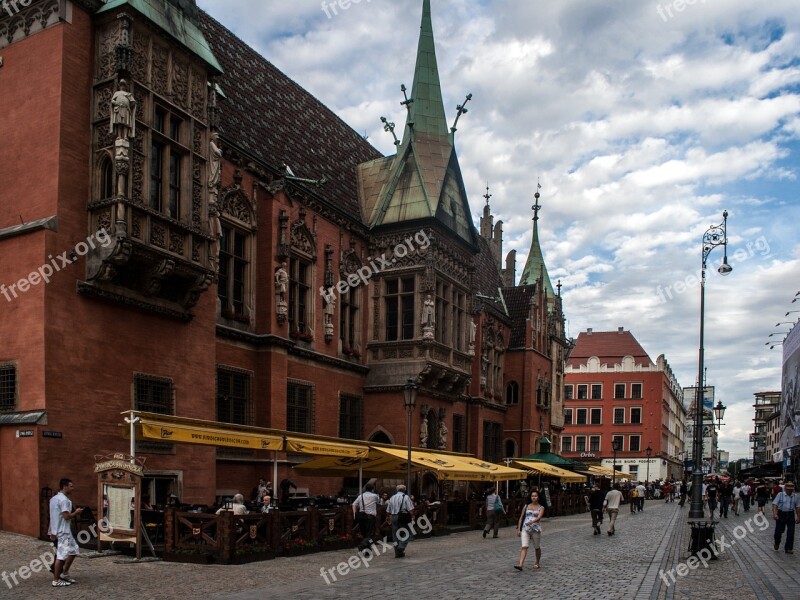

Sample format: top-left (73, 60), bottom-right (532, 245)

top-left (48, 478), bottom-right (83, 587)
top-left (741, 481), bottom-right (752, 512)
top-left (772, 481), bottom-right (800, 554)
top-left (482, 486), bottom-right (505, 538)
top-left (604, 484), bottom-right (623, 536)
top-left (589, 483), bottom-right (606, 535)
top-left (719, 480), bottom-right (732, 518)
top-left (636, 482), bottom-right (646, 512)
top-left (514, 490), bottom-right (544, 570)
top-left (756, 480), bottom-right (770, 514)
top-left (385, 484), bottom-right (415, 558)
top-left (352, 483), bottom-right (380, 551)
top-left (732, 481), bottom-right (742, 516)
top-left (706, 479), bottom-right (719, 517)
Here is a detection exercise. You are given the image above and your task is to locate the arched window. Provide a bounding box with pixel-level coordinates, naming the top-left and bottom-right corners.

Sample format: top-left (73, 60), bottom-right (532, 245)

top-left (505, 381), bottom-right (519, 405)
top-left (100, 155), bottom-right (114, 200)
top-left (504, 439), bottom-right (517, 459)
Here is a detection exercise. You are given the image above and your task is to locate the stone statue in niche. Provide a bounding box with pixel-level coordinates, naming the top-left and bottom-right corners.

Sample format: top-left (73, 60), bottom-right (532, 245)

top-left (468, 319), bottom-right (476, 356)
top-left (323, 293), bottom-right (335, 341)
top-left (110, 79), bottom-right (136, 140)
top-left (209, 130), bottom-right (222, 191)
top-left (275, 262), bottom-right (288, 323)
top-left (208, 131), bottom-right (222, 271)
top-left (438, 420), bottom-right (448, 450)
top-left (421, 293), bottom-right (435, 341)
top-left (420, 413), bottom-right (428, 448)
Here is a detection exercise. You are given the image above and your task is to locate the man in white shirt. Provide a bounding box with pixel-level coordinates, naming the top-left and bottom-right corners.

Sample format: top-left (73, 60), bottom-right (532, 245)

top-left (352, 483), bottom-right (380, 551)
top-left (49, 478), bottom-right (83, 587)
top-left (385, 484), bottom-right (415, 557)
top-left (772, 481), bottom-right (800, 553)
top-left (636, 482), bottom-right (647, 512)
top-left (603, 484), bottom-right (624, 536)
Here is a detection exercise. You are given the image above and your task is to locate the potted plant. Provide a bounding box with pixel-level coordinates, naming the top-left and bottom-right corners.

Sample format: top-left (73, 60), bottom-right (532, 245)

top-left (320, 533), bottom-right (356, 551)
top-left (281, 537), bottom-right (319, 556)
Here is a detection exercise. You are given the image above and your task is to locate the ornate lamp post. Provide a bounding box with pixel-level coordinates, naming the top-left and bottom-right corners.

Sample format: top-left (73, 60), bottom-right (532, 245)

top-left (688, 211), bottom-right (731, 557)
top-left (645, 445), bottom-right (652, 494)
top-left (713, 401), bottom-right (726, 472)
top-left (403, 378), bottom-right (418, 493)
top-left (612, 438), bottom-right (622, 486)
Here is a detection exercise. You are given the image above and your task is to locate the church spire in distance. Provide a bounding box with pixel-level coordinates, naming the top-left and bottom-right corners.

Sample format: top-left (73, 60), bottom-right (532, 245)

top-left (519, 181), bottom-right (555, 299)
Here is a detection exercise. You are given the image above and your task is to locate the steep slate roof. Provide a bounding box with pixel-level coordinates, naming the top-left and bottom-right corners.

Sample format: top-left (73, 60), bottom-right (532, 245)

top-left (472, 236), bottom-right (506, 315)
top-left (198, 12), bottom-right (383, 219)
top-left (567, 330), bottom-right (653, 368)
top-left (501, 285), bottom-right (539, 348)
top-left (358, 0), bottom-right (477, 247)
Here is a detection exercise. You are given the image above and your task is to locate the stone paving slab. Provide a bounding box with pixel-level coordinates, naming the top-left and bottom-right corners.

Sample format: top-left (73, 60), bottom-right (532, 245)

top-left (2, 502), bottom-right (799, 599)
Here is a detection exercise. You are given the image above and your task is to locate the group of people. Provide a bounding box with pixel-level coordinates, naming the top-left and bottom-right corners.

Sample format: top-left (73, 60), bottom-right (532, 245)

top-left (351, 484), bottom-right (415, 558)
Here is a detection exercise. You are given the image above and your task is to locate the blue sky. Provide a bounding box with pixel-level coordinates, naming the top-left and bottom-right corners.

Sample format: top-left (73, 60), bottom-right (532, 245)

top-left (197, 0), bottom-right (800, 460)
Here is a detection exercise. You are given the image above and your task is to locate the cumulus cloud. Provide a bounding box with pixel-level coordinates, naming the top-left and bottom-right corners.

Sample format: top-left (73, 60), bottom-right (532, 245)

top-left (198, 0), bottom-right (800, 459)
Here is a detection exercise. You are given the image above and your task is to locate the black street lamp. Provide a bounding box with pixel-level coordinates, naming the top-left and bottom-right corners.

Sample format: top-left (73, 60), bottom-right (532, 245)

top-left (713, 401), bottom-right (726, 472)
top-left (403, 378), bottom-right (418, 493)
top-left (689, 211), bottom-right (731, 530)
top-left (612, 438), bottom-right (622, 485)
top-left (646, 445), bottom-right (652, 491)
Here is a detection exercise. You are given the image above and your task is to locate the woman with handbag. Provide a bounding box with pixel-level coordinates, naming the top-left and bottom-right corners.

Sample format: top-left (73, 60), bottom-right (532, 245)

top-left (515, 490), bottom-right (544, 570)
top-left (482, 487), bottom-right (506, 539)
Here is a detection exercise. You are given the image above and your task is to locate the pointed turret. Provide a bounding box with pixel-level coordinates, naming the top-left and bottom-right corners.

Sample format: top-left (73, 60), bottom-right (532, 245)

top-left (402, 0), bottom-right (449, 141)
top-left (357, 0), bottom-right (477, 249)
top-left (519, 187), bottom-right (555, 299)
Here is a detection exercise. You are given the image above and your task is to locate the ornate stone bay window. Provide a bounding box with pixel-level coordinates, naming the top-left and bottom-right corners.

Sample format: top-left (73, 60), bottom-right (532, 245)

top-left (81, 5), bottom-right (222, 320)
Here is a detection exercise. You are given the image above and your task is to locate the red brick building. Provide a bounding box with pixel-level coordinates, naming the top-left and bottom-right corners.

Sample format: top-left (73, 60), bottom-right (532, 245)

top-left (562, 329), bottom-right (686, 482)
top-left (0, 0), bottom-right (567, 537)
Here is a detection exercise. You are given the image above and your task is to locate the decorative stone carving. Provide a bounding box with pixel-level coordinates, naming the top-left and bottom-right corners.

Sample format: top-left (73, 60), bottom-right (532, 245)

top-left (170, 57), bottom-right (188, 109)
top-left (421, 293), bottom-right (435, 341)
top-left (208, 131), bottom-right (222, 271)
top-left (438, 420), bottom-right (448, 450)
top-left (468, 319), bottom-right (476, 356)
top-left (323, 294), bottom-right (335, 341)
top-left (420, 413), bottom-right (429, 448)
top-left (146, 259), bottom-right (175, 296)
top-left (275, 262), bottom-right (288, 324)
top-left (109, 79), bottom-right (136, 140)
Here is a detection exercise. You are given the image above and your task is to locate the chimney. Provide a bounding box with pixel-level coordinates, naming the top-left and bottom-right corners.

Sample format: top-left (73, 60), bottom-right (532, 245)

top-left (587, 328), bottom-right (592, 334)
top-left (618, 327), bottom-right (624, 333)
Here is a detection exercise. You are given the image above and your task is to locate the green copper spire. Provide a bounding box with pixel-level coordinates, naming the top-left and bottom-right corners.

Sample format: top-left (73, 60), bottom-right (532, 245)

top-left (402, 0), bottom-right (449, 141)
top-left (519, 187), bottom-right (555, 298)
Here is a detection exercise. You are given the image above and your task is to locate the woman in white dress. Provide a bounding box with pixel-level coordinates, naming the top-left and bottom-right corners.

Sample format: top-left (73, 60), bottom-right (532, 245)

top-left (515, 490), bottom-right (544, 570)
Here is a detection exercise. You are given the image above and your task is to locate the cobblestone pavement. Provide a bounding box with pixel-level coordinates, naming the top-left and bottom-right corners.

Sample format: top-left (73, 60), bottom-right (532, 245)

top-left (2, 502), bottom-right (799, 599)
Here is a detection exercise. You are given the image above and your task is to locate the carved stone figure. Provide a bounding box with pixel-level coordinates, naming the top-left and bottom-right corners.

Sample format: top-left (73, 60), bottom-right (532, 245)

top-left (438, 420), bottom-right (448, 450)
top-left (323, 294), bottom-right (335, 340)
top-left (209, 130), bottom-right (222, 191)
top-left (422, 293), bottom-right (435, 341)
top-left (109, 79), bottom-right (136, 140)
top-left (468, 320), bottom-right (477, 355)
top-left (275, 263), bottom-right (288, 324)
top-left (275, 263), bottom-right (288, 302)
top-left (420, 414), bottom-right (429, 447)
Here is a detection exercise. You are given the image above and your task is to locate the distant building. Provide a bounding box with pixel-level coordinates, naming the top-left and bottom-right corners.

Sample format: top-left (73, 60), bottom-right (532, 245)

top-left (683, 386), bottom-right (718, 473)
top-left (752, 392), bottom-right (781, 466)
top-left (563, 328), bottom-right (686, 481)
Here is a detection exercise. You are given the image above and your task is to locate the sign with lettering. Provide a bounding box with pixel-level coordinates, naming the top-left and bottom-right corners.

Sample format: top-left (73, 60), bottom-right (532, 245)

top-left (42, 431), bottom-right (63, 439)
top-left (16, 430), bottom-right (34, 438)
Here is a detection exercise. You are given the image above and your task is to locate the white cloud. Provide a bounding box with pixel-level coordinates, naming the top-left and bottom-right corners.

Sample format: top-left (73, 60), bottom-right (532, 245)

top-left (198, 0), bottom-right (800, 460)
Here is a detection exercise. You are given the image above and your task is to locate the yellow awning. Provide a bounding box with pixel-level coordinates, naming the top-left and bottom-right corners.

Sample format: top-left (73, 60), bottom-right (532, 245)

top-left (511, 460), bottom-right (587, 483)
top-left (284, 436), bottom-right (369, 458)
top-left (371, 447), bottom-right (527, 481)
top-left (293, 451), bottom-right (423, 477)
top-left (139, 420), bottom-right (283, 451)
top-left (586, 465), bottom-right (629, 479)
